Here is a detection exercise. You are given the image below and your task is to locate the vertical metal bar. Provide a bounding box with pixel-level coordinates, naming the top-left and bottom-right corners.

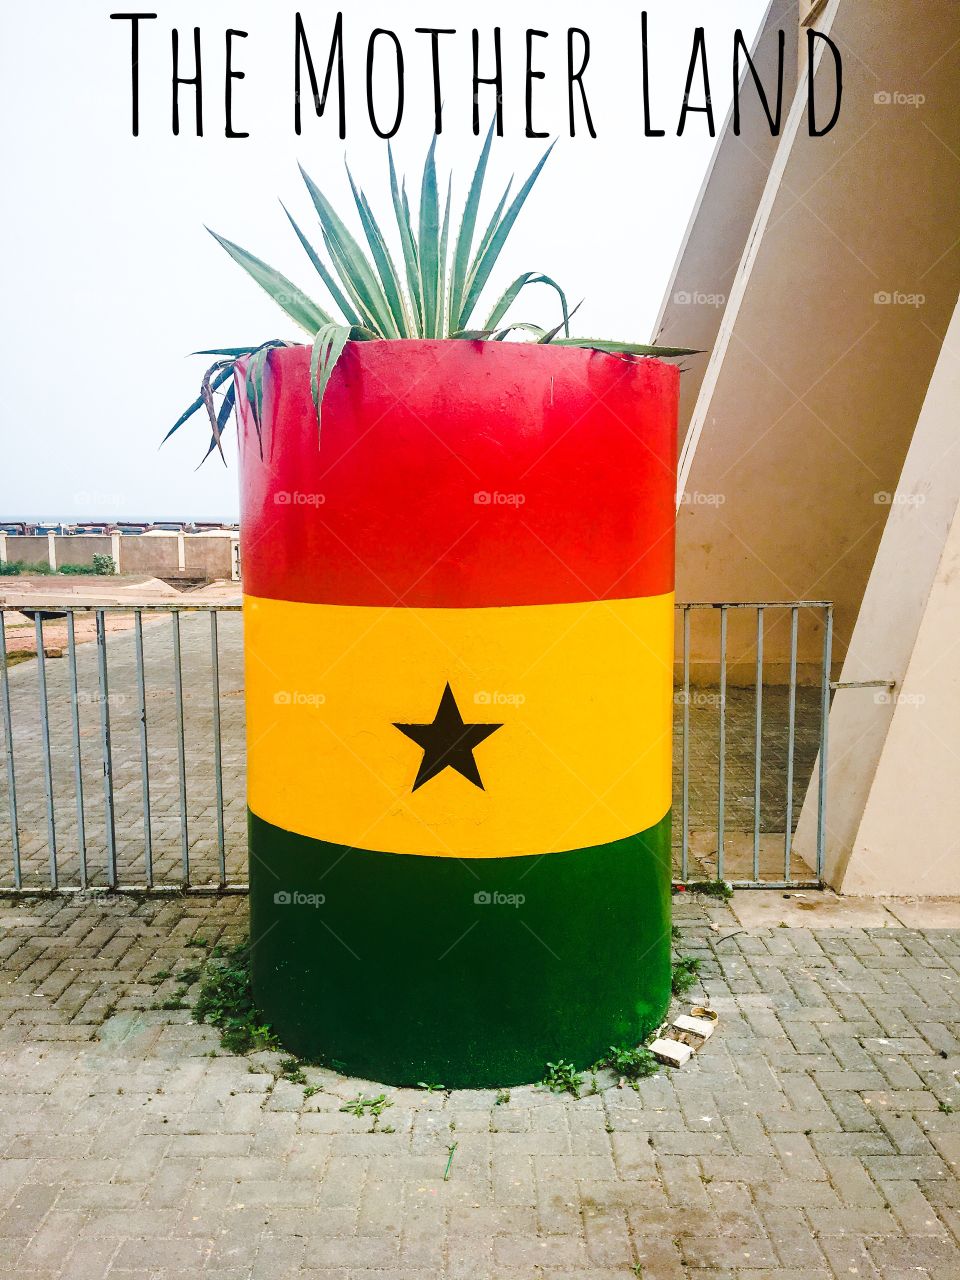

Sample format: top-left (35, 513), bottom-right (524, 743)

top-left (716, 606), bottom-right (728, 882)
top-left (34, 615), bottom-right (57, 887)
top-left (172, 611), bottom-right (190, 886)
top-left (784, 605), bottom-right (799, 882)
top-left (815, 604), bottom-right (834, 882)
top-left (66, 612), bottom-right (87, 888)
top-left (753, 607), bottom-right (764, 884)
top-left (210, 611), bottom-right (226, 887)
top-left (96, 610), bottom-right (117, 888)
top-left (134, 610), bottom-right (153, 888)
top-left (0, 613), bottom-right (21, 888)
top-left (681, 606), bottom-right (690, 882)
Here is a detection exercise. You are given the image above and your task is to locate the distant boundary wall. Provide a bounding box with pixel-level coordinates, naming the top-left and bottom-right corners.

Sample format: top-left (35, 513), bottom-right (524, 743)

top-left (0, 532), bottom-right (240, 582)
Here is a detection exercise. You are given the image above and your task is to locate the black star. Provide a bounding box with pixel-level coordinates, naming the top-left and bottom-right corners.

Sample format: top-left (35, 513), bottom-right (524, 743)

top-left (394, 683), bottom-right (503, 792)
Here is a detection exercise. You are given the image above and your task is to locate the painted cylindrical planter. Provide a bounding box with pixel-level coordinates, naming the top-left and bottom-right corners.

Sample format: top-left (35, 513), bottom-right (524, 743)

top-left (238, 340), bottom-right (677, 1087)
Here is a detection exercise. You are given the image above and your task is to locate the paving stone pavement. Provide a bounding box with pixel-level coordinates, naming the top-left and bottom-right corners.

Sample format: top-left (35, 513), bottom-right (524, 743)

top-left (0, 611), bottom-right (823, 890)
top-left (1, 890), bottom-right (960, 1278)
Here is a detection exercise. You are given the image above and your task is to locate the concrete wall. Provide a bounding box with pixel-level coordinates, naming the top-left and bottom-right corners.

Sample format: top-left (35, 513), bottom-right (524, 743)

top-left (2, 533), bottom-right (236, 580)
top-left (1, 532), bottom-right (240, 583)
top-left (654, 0), bottom-right (798, 446)
top-left (672, 0), bottom-right (960, 678)
top-left (794, 292), bottom-right (960, 893)
top-left (55, 536), bottom-right (112, 565)
top-left (4, 536), bottom-right (50, 567)
top-left (117, 536), bottom-right (180, 576)
top-left (846, 510), bottom-right (960, 894)
top-left (183, 537), bottom-right (233, 579)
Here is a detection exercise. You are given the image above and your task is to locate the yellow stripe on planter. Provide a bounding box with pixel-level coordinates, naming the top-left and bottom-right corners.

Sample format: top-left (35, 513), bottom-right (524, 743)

top-left (244, 592), bottom-right (673, 857)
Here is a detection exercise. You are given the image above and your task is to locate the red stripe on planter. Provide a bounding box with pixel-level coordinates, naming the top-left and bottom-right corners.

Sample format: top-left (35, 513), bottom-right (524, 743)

top-left (238, 341), bottom-right (676, 607)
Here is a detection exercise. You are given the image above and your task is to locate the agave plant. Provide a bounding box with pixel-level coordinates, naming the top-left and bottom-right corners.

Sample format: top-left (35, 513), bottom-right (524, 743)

top-left (167, 122), bottom-right (694, 462)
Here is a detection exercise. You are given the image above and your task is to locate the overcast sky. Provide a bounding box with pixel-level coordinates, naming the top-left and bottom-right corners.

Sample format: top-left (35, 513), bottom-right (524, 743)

top-left (0, 0), bottom-right (768, 521)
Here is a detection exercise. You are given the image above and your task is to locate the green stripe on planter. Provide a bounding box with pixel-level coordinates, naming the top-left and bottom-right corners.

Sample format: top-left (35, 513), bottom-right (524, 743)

top-left (249, 808), bottom-right (673, 1087)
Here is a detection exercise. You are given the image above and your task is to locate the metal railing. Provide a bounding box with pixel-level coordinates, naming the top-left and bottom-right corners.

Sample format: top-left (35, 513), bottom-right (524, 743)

top-left (0, 604), bottom-right (244, 895)
top-left (676, 602), bottom-right (832, 889)
top-left (0, 600), bottom-right (833, 895)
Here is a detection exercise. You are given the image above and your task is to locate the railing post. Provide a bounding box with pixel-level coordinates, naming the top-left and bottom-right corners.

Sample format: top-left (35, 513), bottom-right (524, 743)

top-left (172, 611), bottom-right (190, 886)
top-left (0, 612), bottom-right (21, 888)
top-left (753, 607), bottom-right (764, 884)
top-left (784, 605), bottom-right (799, 883)
top-left (210, 611), bottom-right (226, 887)
top-left (816, 604), bottom-right (834, 882)
top-left (66, 612), bottom-right (88, 888)
top-left (134, 610), bottom-right (153, 887)
top-left (717, 605), bottom-right (728, 883)
top-left (96, 610), bottom-right (118, 888)
top-left (34, 615), bottom-right (57, 887)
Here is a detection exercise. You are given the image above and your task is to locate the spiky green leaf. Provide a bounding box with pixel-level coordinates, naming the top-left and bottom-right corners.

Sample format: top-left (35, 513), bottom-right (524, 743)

top-left (206, 229), bottom-right (333, 334)
top-left (449, 117), bottom-right (496, 333)
top-left (458, 143), bottom-right (555, 328)
top-left (388, 145), bottom-right (422, 336)
top-left (162, 363), bottom-right (234, 444)
top-left (299, 165), bottom-right (399, 338)
top-left (309, 323), bottom-right (351, 435)
top-left (345, 165), bottom-right (411, 336)
top-left (417, 136), bottom-right (441, 338)
top-left (281, 203), bottom-right (361, 328)
top-left (437, 175), bottom-right (452, 336)
top-left (484, 272), bottom-right (572, 336)
top-left (491, 321), bottom-right (548, 341)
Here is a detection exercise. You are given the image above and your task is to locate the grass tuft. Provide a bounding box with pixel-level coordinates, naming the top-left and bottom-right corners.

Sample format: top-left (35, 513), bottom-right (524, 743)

top-left (540, 1060), bottom-right (583, 1098)
top-left (594, 1044), bottom-right (660, 1081)
top-left (192, 939), bottom-right (279, 1055)
top-left (671, 955), bottom-right (702, 996)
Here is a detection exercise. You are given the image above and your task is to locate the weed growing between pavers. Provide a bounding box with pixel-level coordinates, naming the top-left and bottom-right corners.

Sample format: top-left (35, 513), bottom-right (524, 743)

top-left (192, 938), bottom-right (279, 1054)
top-left (537, 932), bottom-right (705, 1096)
top-left (339, 1093), bottom-right (394, 1132)
top-left (279, 1057), bottom-right (307, 1084)
top-left (671, 954), bottom-right (702, 996)
top-left (540, 1060), bottom-right (584, 1096)
top-left (182, 932), bottom-right (702, 1099)
top-left (596, 1044), bottom-right (660, 1081)
top-left (674, 878), bottom-right (733, 900)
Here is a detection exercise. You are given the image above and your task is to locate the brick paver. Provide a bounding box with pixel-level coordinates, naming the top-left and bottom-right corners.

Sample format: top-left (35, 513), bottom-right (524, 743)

top-left (1, 891), bottom-right (959, 1277)
top-left (0, 612), bottom-right (823, 890)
